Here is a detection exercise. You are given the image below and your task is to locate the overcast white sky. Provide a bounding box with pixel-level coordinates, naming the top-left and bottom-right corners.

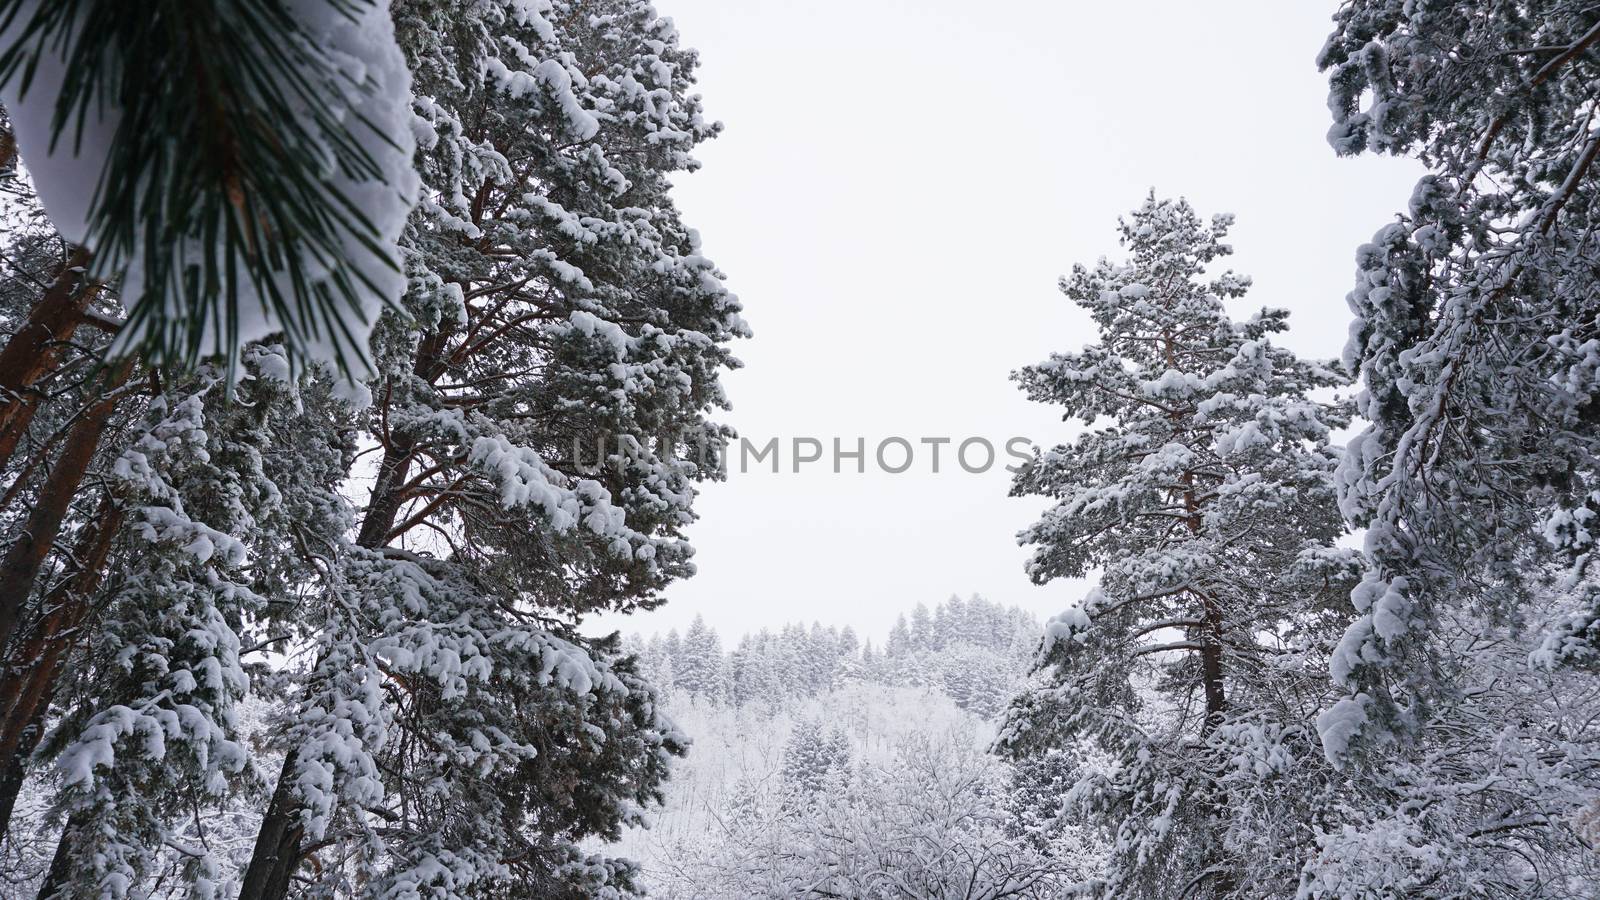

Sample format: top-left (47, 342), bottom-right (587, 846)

top-left (596, 0), bottom-right (1423, 644)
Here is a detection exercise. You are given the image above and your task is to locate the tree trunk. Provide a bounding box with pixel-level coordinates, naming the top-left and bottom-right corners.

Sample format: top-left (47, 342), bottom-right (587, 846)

top-left (1198, 598), bottom-right (1228, 722)
top-left (34, 809), bottom-right (85, 900)
top-left (0, 362), bottom-right (131, 657)
top-left (0, 247), bottom-right (102, 469)
top-left (240, 463), bottom-right (412, 896)
top-left (239, 363), bottom-right (434, 899)
top-left (351, 328), bottom-right (451, 550)
top-left (1187, 514), bottom-right (1235, 899)
top-left (355, 439), bottom-right (416, 549)
top-left (237, 750), bottom-right (307, 900)
top-left (1166, 313), bottom-right (1235, 896)
top-left (0, 494), bottom-right (124, 838)
top-left (0, 701), bottom-right (44, 840)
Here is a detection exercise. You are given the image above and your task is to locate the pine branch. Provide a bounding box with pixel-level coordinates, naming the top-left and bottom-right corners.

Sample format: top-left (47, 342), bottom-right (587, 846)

top-left (0, 0), bottom-right (412, 374)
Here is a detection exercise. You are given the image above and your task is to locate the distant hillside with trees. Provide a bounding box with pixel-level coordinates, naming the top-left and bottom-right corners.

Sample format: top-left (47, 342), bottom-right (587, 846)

top-left (612, 596), bottom-right (1099, 898)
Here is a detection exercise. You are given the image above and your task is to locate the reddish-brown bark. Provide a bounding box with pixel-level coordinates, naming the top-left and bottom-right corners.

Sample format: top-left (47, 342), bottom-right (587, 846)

top-left (0, 362), bottom-right (131, 656)
top-left (0, 247), bottom-right (104, 468)
top-left (0, 494), bottom-right (124, 792)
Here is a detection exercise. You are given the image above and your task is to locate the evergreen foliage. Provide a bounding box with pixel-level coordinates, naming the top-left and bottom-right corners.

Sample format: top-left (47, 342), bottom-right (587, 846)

top-left (996, 197), bottom-right (1360, 898)
top-left (0, 1), bottom-right (740, 896)
top-left (1318, 0), bottom-right (1600, 741)
top-left (0, 0), bottom-right (419, 373)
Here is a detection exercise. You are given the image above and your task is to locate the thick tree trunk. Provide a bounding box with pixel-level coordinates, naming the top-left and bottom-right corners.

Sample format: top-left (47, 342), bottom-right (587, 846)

top-left (0, 495), bottom-right (124, 837)
top-left (0, 247), bottom-right (102, 468)
top-left (241, 440), bottom-right (415, 898)
top-left (1177, 463), bottom-right (1226, 728)
top-left (356, 439), bottom-right (416, 549)
top-left (1198, 600), bottom-right (1228, 722)
top-left (238, 751), bottom-right (307, 900)
top-left (1180, 476), bottom-right (1235, 899)
top-left (1189, 538), bottom-right (1235, 899)
top-left (0, 362), bottom-right (131, 657)
top-left (34, 810), bottom-right (85, 900)
top-left (0, 701), bottom-right (44, 839)
top-left (239, 352), bottom-right (437, 899)
top-left (1198, 626), bottom-right (1235, 896)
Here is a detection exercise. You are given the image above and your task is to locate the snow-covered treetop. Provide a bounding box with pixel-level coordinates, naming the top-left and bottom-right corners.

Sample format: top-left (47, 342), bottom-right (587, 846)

top-left (1000, 196), bottom-right (1359, 897)
top-left (350, 0), bottom-right (748, 616)
top-left (1013, 195), bottom-right (1348, 590)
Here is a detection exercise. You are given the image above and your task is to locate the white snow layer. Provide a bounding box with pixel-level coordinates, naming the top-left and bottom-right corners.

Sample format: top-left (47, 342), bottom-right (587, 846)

top-left (0, 0), bottom-right (419, 374)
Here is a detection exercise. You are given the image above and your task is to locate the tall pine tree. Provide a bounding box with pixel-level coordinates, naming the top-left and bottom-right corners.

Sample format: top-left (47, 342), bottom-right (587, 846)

top-left (997, 196), bottom-right (1358, 898)
top-left (216, 0), bottom-right (744, 896)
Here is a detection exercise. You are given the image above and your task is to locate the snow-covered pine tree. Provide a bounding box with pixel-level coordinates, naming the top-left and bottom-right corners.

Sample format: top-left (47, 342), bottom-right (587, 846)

top-left (755, 628), bottom-right (794, 705)
top-left (802, 623), bottom-right (838, 693)
top-left (235, 0), bottom-right (743, 896)
top-left (837, 625), bottom-right (860, 659)
top-left (1297, 581), bottom-right (1600, 894)
top-left (1316, 0), bottom-right (1600, 754)
top-left (726, 634), bottom-right (755, 707)
top-left (909, 602), bottom-right (933, 652)
top-left (886, 614), bottom-right (911, 658)
top-left (859, 639), bottom-right (881, 681)
top-left (0, 341), bottom-right (360, 896)
top-left (679, 615), bottom-right (726, 700)
top-left (26, 367), bottom-right (286, 897)
top-left (781, 719), bottom-right (851, 799)
top-left (996, 196), bottom-right (1359, 898)
top-left (0, 180), bottom-right (178, 888)
top-left (933, 594), bottom-right (962, 651)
